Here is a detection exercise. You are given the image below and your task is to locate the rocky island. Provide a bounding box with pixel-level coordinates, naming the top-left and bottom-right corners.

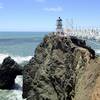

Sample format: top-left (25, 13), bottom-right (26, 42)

top-left (0, 57), bottom-right (23, 89)
top-left (22, 34), bottom-right (100, 100)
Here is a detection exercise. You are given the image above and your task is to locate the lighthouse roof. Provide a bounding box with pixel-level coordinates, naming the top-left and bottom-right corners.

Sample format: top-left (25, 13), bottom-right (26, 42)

top-left (57, 17), bottom-right (62, 21)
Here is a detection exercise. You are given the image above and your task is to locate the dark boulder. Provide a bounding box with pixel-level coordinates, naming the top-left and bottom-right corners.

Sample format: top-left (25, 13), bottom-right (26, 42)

top-left (70, 36), bottom-right (86, 47)
top-left (70, 36), bottom-right (95, 58)
top-left (0, 56), bottom-right (23, 89)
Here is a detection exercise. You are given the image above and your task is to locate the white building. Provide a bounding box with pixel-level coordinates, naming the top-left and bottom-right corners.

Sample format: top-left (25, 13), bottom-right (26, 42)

top-left (56, 17), bottom-right (64, 35)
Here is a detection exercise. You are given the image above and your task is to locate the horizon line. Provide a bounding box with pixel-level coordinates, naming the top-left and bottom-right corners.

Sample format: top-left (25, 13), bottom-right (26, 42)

top-left (0, 31), bottom-right (53, 32)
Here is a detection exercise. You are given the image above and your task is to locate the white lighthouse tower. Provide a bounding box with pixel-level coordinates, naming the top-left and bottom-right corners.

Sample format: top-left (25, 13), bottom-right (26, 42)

top-left (56, 17), bottom-right (63, 35)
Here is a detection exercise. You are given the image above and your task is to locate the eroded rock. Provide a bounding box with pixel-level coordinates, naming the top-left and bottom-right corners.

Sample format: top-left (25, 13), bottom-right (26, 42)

top-left (0, 56), bottom-right (23, 89)
top-left (23, 34), bottom-right (95, 100)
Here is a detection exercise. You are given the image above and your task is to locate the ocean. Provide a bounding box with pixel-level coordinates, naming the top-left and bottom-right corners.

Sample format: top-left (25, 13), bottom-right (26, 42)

top-left (0, 32), bottom-right (100, 100)
top-left (0, 32), bottom-right (48, 64)
top-left (0, 32), bottom-right (48, 100)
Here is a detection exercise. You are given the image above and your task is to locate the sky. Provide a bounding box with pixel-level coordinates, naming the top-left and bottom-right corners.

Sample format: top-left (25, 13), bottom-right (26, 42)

top-left (0, 0), bottom-right (100, 31)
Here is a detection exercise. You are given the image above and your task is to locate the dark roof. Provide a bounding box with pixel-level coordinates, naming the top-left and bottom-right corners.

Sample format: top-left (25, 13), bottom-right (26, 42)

top-left (57, 17), bottom-right (62, 21)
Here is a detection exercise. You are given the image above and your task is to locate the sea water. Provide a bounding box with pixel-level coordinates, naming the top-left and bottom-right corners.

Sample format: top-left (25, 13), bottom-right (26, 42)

top-left (0, 32), bottom-right (100, 100)
top-left (0, 32), bottom-right (48, 63)
top-left (0, 32), bottom-right (48, 100)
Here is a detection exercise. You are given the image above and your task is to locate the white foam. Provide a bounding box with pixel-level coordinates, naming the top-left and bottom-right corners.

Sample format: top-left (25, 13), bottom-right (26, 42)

top-left (0, 75), bottom-right (26, 100)
top-left (0, 53), bottom-right (32, 64)
top-left (0, 53), bottom-right (9, 64)
top-left (13, 56), bottom-right (32, 64)
top-left (95, 49), bottom-right (100, 54)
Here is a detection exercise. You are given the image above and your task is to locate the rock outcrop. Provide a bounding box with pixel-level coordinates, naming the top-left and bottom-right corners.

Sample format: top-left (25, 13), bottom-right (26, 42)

top-left (74, 57), bottom-right (100, 100)
top-left (23, 34), bottom-right (97, 100)
top-left (0, 56), bottom-right (23, 89)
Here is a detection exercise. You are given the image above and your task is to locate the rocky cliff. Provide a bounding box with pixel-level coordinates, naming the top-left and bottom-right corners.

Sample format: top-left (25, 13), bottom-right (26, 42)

top-left (74, 56), bottom-right (100, 100)
top-left (23, 34), bottom-right (100, 100)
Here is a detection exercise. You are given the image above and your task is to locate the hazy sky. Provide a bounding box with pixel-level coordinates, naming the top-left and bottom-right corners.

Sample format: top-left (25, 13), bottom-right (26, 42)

top-left (0, 0), bottom-right (100, 31)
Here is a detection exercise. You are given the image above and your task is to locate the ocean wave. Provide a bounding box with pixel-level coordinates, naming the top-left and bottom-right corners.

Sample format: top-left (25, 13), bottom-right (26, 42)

top-left (0, 75), bottom-right (25, 100)
top-left (0, 53), bottom-right (32, 64)
top-left (95, 49), bottom-right (100, 54)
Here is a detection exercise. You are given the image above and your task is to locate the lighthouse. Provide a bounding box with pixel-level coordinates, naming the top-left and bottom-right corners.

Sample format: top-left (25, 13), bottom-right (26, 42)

top-left (56, 17), bottom-right (63, 35)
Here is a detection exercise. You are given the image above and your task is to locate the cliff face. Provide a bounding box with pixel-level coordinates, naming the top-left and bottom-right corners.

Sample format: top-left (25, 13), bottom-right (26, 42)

top-left (23, 34), bottom-right (99, 100)
top-left (74, 57), bottom-right (100, 100)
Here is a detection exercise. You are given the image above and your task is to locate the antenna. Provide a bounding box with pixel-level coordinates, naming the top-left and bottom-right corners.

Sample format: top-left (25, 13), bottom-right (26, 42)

top-left (65, 18), bottom-right (74, 30)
